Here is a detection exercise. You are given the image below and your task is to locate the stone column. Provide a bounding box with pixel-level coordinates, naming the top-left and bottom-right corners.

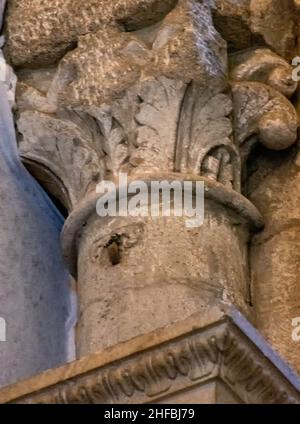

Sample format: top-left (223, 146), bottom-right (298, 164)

top-left (8, 0), bottom-right (299, 363)
top-left (63, 177), bottom-right (262, 356)
top-left (11, 0), bottom-right (262, 358)
top-left (248, 149), bottom-right (300, 375)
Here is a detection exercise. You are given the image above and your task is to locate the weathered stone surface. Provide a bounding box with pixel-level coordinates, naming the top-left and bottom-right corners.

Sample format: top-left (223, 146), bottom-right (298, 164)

top-left (13, 1), bottom-right (267, 361)
top-left (249, 0), bottom-right (298, 58)
top-left (53, 0), bottom-right (227, 109)
top-left (213, 0), bottom-right (300, 58)
top-left (4, 0), bottom-right (177, 67)
top-left (17, 79), bottom-right (238, 209)
top-left (229, 47), bottom-right (299, 168)
top-left (76, 199), bottom-right (254, 356)
top-left (248, 147), bottom-right (300, 375)
top-left (12, 0), bottom-right (300, 375)
top-left (228, 37), bottom-right (300, 377)
top-left (212, 0), bottom-right (259, 52)
top-left (1, 0), bottom-right (300, 400)
top-left (5, 0), bottom-right (300, 67)
top-left (0, 309), bottom-right (299, 404)
top-left (16, 0), bottom-right (230, 211)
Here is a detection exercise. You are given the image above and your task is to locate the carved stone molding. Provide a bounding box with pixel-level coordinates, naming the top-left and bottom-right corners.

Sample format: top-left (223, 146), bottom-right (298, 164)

top-left (0, 309), bottom-right (299, 404)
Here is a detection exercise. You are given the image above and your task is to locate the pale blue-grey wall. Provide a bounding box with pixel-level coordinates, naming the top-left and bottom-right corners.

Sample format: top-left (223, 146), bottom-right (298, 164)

top-left (0, 79), bottom-right (75, 388)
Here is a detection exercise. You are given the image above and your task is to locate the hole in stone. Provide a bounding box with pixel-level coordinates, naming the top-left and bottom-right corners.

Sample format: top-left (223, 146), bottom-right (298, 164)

top-left (105, 234), bottom-right (122, 266)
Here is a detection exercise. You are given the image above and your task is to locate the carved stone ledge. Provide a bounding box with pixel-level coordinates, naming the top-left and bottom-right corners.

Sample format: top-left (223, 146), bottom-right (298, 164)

top-left (0, 308), bottom-right (299, 404)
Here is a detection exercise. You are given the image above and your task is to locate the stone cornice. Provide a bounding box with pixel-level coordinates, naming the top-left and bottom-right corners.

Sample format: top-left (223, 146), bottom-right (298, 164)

top-left (0, 308), bottom-right (299, 404)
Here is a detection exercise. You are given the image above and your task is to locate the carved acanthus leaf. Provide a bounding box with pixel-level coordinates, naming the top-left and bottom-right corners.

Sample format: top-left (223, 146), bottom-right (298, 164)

top-left (18, 111), bottom-right (104, 209)
top-left (130, 77), bottom-right (187, 173)
top-left (229, 47), bottom-right (299, 165)
top-left (16, 0), bottom-right (233, 205)
top-left (176, 84), bottom-right (240, 190)
top-left (85, 106), bottom-right (130, 179)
